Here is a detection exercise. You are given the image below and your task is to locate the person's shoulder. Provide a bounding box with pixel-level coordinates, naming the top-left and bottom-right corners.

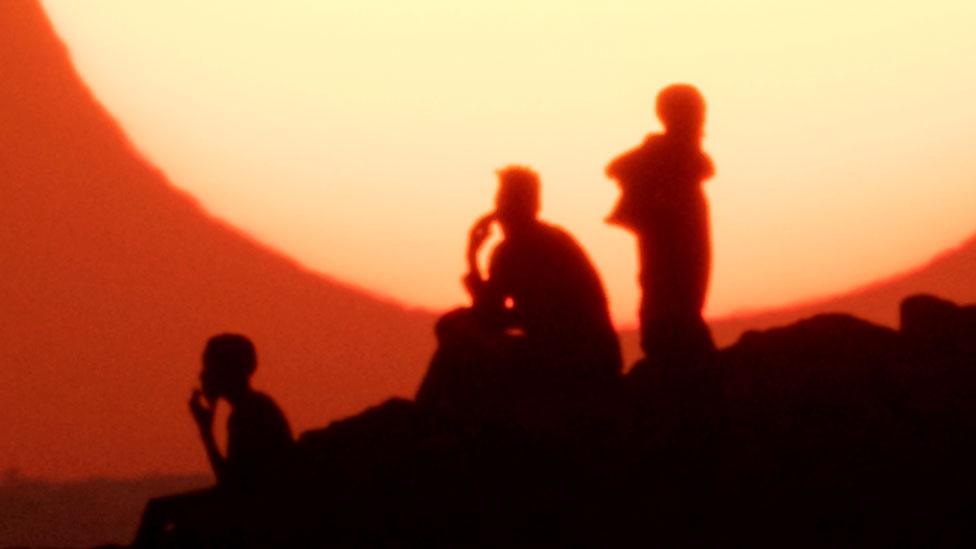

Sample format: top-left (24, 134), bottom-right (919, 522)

top-left (538, 222), bottom-right (586, 253)
top-left (647, 132), bottom-right (678, 155)
top-left (233, 391), bottom-right (285, 420)
top-left (251, 391), bottom-right (285, 412)
top-left (643, 132), bottom-right (666, 145)
top-left (620, 132), bottom-right (664, 155)
top-left (607, 133), bottom-right (665, 176)
top-left (539, 221), bottom-right (571, 239)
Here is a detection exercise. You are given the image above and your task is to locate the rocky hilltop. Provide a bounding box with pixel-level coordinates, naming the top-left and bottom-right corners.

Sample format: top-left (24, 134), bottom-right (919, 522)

top-left (121, 294), bottom-right (976, 548)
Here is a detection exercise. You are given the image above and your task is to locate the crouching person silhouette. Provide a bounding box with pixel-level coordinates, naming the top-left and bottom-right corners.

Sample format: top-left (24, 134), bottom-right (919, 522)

top-left (417, 166), bottom-right (622, 431)
top-left (133, 334), bottom-right (294, 548)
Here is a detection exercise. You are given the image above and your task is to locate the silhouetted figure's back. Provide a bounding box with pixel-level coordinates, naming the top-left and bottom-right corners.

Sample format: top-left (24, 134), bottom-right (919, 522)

top-left (487, 222), bottom-right (620, 373)
top-left (222, 390), bottom-right (293, 486)
top-left (418, 166), bottom-right (621, 425)
top-left (606, 84), bottom-right (716, 366)
top-left (132, 334), bottom-right (293, 548)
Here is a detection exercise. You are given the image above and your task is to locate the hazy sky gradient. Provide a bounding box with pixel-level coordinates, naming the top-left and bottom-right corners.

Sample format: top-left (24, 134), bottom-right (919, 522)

top-left (41, 1), bottom-right (976, 324)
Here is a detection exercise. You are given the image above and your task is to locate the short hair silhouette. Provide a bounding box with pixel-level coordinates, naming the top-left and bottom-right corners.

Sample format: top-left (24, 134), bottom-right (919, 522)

top-left (495, 165), bottom-right (540, 223)
top-left (203, 333), bottom-right (257, 378)
top-left (655, 83), bottom-right (706, 136)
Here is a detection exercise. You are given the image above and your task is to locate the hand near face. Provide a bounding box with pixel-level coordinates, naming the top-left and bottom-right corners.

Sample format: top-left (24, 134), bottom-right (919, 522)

top-left (189, 389), bottom-right (215, 434)
top-left (467, 213), bottom-right (495, 263)
top-left (464, 213), bottom-right (495, 299)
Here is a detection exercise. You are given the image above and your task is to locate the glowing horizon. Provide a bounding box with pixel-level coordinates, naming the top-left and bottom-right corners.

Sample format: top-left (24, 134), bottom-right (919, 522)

top-left (40, 1), bottom-right (976, 326)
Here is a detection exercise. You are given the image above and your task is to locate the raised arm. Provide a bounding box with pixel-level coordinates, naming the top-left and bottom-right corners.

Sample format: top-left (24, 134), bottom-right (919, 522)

top-left (189, 389), bottom-right (228, 483)
top-left (463, 213), bottom-right (495, 305)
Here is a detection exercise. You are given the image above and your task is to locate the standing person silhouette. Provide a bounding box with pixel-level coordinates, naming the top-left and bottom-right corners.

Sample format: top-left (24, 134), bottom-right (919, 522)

top-left (606, 84), bottom-right (716, 366)
top-left (132, 334), bottom-right (294, 548)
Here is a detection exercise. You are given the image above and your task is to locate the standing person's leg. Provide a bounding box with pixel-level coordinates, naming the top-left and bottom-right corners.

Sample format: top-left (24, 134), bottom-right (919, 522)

top-left (668, 200), bottom-right (715, 361)
top-left (637, 233), bottom-right (664, 361)
top-left (684, 197), bottom-right (716, 358)
top-left (638, 228), bottom-right (690, 365)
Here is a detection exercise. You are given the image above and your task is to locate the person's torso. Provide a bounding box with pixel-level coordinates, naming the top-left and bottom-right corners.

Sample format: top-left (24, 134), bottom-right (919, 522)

top-left (225, 392), bottom-right (294, 484)
top-left (607, 133), bottom-right (713, 230)
top-left (491, 224), bottom-right (614, 340)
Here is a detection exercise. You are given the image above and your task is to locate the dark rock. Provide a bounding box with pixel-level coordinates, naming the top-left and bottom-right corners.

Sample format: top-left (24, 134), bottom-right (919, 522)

top-left (130, 297), bottom-right (976, 548)
top-left (902, 294), bottom-right (963, 349)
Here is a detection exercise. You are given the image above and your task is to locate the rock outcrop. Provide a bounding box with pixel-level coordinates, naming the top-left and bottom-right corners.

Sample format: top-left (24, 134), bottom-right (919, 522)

top-left (129, 294), bottom-right (976, 548)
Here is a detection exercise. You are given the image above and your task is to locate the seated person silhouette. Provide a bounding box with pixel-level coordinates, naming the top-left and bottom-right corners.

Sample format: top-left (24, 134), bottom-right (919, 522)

top-left (417, 166), bottom-right (622, 425)
top-left (606, 83), bottom-right (716, 368)
top-left (133, 334), bottom-right (294, 548)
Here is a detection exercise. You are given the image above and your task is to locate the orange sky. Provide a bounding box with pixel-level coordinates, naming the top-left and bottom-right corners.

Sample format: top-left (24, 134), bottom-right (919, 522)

top-left (40, 1), bottom-right (976, 325)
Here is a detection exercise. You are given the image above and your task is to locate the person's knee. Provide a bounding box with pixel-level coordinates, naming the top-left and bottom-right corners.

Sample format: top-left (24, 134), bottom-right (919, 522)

top-left (435, 307), bottom-right (476, 340)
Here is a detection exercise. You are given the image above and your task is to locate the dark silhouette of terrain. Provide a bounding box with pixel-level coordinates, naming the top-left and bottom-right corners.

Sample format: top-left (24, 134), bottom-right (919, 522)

top-left (0, 472), bottom-right (209, 549)
top-left (0, 1), bottom-right (435, 480)
top-left (117, 294), bottom-right (976, 547)
top-left (707, 231), bottom-right (976, 346)
top-left (7, 3), bottom-right (976, 546)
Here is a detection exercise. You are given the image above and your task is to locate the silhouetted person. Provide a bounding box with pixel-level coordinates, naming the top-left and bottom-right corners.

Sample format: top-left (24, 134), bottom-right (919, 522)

top-left (133, 334), bottom-right (294, 548)
top-left (606, 84), bottom-right (716, 366)
top-left (418, 166), bottom-right (622, 425)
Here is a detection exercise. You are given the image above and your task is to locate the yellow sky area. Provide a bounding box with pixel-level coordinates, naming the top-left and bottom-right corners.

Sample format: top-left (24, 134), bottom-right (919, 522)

top-left (41, 1), bottom-right (976, 325)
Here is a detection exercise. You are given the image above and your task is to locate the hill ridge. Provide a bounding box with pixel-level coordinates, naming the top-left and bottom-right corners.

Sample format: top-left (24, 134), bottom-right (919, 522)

top-left (1, 0), bottom-right (437, 479)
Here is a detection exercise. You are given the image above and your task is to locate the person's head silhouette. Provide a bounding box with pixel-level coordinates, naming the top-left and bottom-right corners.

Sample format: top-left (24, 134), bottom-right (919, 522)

top-left (656, 84), bottom-right (706, 139)
top-left (200, 333), bottom-right (256, 403)
top-left (494, 166), bottom-right (540, 235)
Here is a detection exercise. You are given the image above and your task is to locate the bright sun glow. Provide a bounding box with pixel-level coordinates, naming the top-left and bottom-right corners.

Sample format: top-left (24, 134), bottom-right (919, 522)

top-left (40, 0), bottom-right (976, 325)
